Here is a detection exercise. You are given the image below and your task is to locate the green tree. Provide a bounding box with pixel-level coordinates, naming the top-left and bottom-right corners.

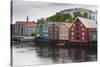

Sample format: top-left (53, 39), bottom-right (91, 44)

top-left (73, 11), bottom-right (88, 20)
top-left (46, 12), bottom-right (73, 22)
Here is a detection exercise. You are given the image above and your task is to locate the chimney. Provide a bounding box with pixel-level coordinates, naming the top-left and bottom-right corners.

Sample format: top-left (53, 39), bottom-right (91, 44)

top-left (26, 16), bottom-right (29, 22)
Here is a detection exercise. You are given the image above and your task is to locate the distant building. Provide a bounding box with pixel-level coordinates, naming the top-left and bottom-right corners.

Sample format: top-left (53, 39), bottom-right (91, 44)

top-left (23, 22), bottom-right (37, 36)
top-left (15, 21), bottom-right (25, 35)
top-left (36, 21), bottom-right (49, 39)
top-left (15, 16), bottom-right (36, 36)
top-left (60, 8), bottom-right (97, 22)
top-left (69, 17), bottom-right (97, 42)
top-left (59, 23), bottom-right (72, 41)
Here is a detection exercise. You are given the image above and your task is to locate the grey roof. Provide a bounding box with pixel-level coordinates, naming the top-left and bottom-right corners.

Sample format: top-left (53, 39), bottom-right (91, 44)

top-left (77, 17), bottom-right (97, 28)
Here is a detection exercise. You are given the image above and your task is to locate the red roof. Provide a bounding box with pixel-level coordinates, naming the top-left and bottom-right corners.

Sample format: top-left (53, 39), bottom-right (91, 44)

top-left (15, 21), bottom-right (37, 28)
top-left (24, 22), bottom-right (37, 28)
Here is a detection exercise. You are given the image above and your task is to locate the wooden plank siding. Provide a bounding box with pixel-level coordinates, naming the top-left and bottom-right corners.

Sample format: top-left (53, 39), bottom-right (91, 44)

top-left (69, 17), bottom-right (97, 43)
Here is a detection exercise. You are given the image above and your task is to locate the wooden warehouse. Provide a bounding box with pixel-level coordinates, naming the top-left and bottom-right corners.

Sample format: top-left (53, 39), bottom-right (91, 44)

top-left (69, 17), bottom-right (97, 43)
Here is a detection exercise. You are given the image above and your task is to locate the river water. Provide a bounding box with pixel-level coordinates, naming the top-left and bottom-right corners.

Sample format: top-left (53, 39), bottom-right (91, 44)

top-left (12, 42), bottom-right (97, 67)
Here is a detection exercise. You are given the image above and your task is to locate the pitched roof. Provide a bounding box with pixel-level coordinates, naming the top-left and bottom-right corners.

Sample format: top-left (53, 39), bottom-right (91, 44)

top-left (65, 23), bottom-right (72, 28)
top-left (59, 23), bottom-right (72, 28)
top-left (45, 22), bottom-right (72, 28)
top-left (24, 22), bottom-right (37, 28)
top-left (15, 21), bottom-right (37, 28)
top-left (75, 17), bottom-right (97, 28)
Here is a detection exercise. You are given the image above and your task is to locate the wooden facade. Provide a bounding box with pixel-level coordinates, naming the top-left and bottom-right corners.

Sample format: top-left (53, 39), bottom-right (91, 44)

top-left (48, 22), bottom-right (59, 40)
top-left (59, 23), bottom-right (72, 41)
top-left (69, 17), bottom-right (97, 43)
top-left (36, 22), bottom-right (49, 39)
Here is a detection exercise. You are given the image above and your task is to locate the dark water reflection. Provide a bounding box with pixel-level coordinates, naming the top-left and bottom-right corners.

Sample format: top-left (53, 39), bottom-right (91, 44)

top-left (35, 46), bottom-right (97, 63)
top-left (13, 41), bottom-right (97, 65)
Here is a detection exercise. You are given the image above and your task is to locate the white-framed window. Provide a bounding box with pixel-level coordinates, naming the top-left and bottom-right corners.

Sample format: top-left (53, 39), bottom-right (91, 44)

top-left (82, 37), bottom-right (85, 40)
top-left (71, 37), bottom-right (74, 39)
top-left (71, 28), bottom-right (74, 31)
top-left (82, 28), bottom-right (85, 31)
top-left (73, 24), bottom-right (75, 27)
top-left (71, 32), bottom-right (74, 35)
top-left (82, 32), bottom-right (85, 36)
top-left (80, 24), bottom-right (83, 27)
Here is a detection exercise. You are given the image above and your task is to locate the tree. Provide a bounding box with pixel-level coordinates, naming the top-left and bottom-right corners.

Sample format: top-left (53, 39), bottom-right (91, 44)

top-left (73, 11), bottom-right (88, 20)
top-left (31, 31), bottom-right (37, 36)
top-left (37, 18), bottom-right (45, 24)
top-left (46, 12), bottom-right (73, 22)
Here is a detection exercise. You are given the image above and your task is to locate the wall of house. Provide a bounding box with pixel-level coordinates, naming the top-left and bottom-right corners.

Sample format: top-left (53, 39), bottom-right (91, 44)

top-left (59, 25), bottom-right (69, 40)
top-left (15, 23), bottom-right (24, 35)
top-left (36, 23), bottom-right (43, 38)
top-left (69, 19), bottom-right (89, 42)
top-left (42, 24), bottom-right (49, 39)
top-left (36, 23), bottom-right (48, 39)
top-left (89, 28), bottom-right (97, 41)
top-left (48, 24), bottom-right (59, 40)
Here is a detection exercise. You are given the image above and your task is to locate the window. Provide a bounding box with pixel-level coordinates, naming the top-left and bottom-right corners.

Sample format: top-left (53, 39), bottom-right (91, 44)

top-left (76, 32), bottom-right (79, 35)
top-left (80, 24), bottom-right (83, 27)
top-left (76, 28), bottom-right (79, 31)
top-left (71, 37), bottom-right (74, 39)
top-left (55, 35), bottom-right (56, 38)
top-left (76, 24), bottom-right (79, 27)
top-left (76, 37), bottom-right (79, 40)
top-left (82, 32), bottom-right (85, 36)
top-left (51, 35), bottom-right (52, 38)
top-left (82, 28), bottom-right (85, 31)
top-left (73, 24), bottom-right (75, 27)
top-left (50, 31), bottom-right (52, 34)
top-left (71, 28), bottom-right (74, 31)
top-left (71, 32), bottom-right (74, 35)
top-left (92, 16), bottom-right (95, 20)
top-left (49, 28), bottom-right (52, 30)
top-left (82, 37), bottom-right (85, 40)
top-left (55, 28), bottom-right (58, 31)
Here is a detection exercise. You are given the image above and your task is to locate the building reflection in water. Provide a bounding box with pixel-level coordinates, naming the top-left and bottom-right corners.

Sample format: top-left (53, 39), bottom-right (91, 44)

top-left (35, 43), bottom-right (97, 64)
top-left (13, 41), bottom-right (97, 64)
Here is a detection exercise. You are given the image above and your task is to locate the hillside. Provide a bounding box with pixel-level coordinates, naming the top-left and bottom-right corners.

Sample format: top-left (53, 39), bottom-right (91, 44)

top-left (46, 8), bottom-right (91, 23)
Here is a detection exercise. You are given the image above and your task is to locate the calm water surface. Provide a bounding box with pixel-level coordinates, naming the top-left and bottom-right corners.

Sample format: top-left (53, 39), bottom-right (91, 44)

top-left (12, 42), bottom-right (97, 66)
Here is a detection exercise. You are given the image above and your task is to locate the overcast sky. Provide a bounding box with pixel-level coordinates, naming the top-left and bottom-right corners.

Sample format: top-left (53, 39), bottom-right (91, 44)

top-left (12, 0), bottom-right (97, 24)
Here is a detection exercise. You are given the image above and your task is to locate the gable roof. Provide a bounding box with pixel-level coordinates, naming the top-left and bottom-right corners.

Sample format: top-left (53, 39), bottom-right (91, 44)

top-left (59, 23), bottom-right (72, 28)
top-left (65, 23), bottom-right (72, 28)
top-left (73, 17), bottom-right (97, 28)
top-left (15, 21), bottom-right (37, 28)
top-left (24, 22), bottom-right (37, 28)
top-left (45, 22), bottom-right (61, 27)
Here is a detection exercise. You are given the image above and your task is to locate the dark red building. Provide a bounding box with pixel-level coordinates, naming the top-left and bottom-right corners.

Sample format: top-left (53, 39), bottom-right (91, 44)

top-left (69, 17), bottom-right (97, 43)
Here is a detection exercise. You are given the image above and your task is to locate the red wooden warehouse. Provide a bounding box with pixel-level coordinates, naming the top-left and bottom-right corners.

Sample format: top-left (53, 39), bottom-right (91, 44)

top-left (69, 17), bottom-right (97, 43)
